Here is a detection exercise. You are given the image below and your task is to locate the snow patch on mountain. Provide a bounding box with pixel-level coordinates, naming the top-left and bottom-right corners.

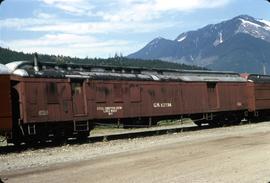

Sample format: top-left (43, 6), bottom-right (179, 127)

top-left (213, 32), bottom-right (223, 46)
top-left (128, 15), bottom-right (270, 73)
top-left (259, 19), bottom-right (270, 31)
top-left (235, 18), bottom-right (270, 42)
top-left (177, 35), bottom-right (187, 42)
top-left (260, 20), bottom-right (270, 26)
top-left (238, 18), bottom-right (270, 34)
top-left (240, 18), bottom-right (262, 28)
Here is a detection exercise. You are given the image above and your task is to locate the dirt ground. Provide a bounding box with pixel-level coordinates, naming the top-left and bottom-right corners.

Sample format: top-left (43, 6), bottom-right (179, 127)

top-left (1, 122), bottom-right (270, 183)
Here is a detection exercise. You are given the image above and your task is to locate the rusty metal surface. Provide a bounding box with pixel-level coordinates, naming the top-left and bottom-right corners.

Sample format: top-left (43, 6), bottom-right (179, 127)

top-left (0, 75), bottom-right (12, 133)
top-left (250, 83), bottom-right (270, 110)
top-left (86, 80), bottom-right (248, 120)
top-left (246, 82), bottom-right (256, 112)
top-left (216, 83), bottom-right (248, 111)
top-left (7, 60), bottom-right (250, 125)
top-left (16, 77), bottom-right (73, 123)
top-left (14, 74), bottom-right (249, 125)
top-left (242, 74), bottom-right (270, 112)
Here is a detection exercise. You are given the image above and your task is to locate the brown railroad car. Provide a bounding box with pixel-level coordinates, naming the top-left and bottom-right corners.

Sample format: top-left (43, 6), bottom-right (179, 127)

top-left (1, 60), bottom-right (250, 144)
top-left (243, 74), bottom-right (270, 119)
top-left (0, 75), bottom-right (12, 137)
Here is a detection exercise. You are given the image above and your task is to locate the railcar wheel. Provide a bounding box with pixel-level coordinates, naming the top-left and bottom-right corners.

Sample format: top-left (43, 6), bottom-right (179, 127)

top-left (230, 118), bottom-right (242, 125)
top-left (25, 136), bottom-right (39, 146)
top-left (54, 134), bottom-right (67, 145)
top-left (52, 129), bottom-right (67, 145)
top-left (208, 120), bottom-right (223, 127)
top-left (12, 139), bottom-right (22, 146)
top-left (77, 131), bottom-right (89, 141)
top-left (150, 120), bottom-right (158, 127)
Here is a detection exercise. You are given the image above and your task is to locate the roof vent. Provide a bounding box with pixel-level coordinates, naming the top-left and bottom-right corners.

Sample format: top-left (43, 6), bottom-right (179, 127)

top-left (34, 52), bottom-right (39, 72)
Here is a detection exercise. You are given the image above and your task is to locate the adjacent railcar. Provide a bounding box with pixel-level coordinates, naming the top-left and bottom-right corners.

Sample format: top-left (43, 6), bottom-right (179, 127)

top-left (0, 64), bottom-right (12, 140)
top-left (0, 75), bottom-right (12, 138)
top-left (244, 74), bottom-right (270, 120)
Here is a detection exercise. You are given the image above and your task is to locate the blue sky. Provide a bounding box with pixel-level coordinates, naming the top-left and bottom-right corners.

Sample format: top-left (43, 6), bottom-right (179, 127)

top-left (0, 0), bottom-right (270, 58)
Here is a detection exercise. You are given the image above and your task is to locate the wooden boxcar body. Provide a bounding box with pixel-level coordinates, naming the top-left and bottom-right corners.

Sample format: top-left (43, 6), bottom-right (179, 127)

top-left (15, 78), bottom-right (248, 122)
top-left (0, 61), bottom-right (251, 144)
top-left (244, 74), bottom-right (270, 119)
top-left (0, 75), bottom-right (12, 137)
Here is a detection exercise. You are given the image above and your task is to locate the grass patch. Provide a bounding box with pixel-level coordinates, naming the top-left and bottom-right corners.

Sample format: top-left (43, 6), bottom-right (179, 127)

top-left (91, 119), bottom-right (193, 135)
top-left (0, 136), bottom-right (7, 146)
top-left (157, 118), bottom-right (193, 126)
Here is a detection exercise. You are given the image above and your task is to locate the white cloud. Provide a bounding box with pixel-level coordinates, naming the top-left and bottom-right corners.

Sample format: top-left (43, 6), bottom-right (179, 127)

top-left (2, 33), bottom-right (142, 58)
top-left (107, 0), bottom-right (232, 22)
top-left (41, 0), bottom-right (94, 15)
top-left (1, 0), bottom-right (233, 58)
top-left (0, 14), bottom-right (172, 57)
top-left (0, 18), bottom-right (50, 29)
top-left (35, 12), bottom-right (56, 19)
top-left (40, 0), bottom-right (232, 21)
top-left (0, 17), bottom-right (175, 34)
top-left (27, 21), bottom-right (175, 34)
top-left (153, 0), bottom-right (231, 11)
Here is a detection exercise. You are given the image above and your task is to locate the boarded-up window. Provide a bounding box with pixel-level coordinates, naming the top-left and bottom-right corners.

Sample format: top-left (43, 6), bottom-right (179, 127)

top-left (207, 82), bottom-right (216, 92)
top-left (71, 82), bottom-right (86, 115)
top-left (96, 86), bottom-right (108, 103)
top-left (130, 86), bottom-right (141, 102)
top-left (47, 82), bottom-right (59, 104)
top-left (207, 82), bottom-right (218, 108)
top-left (114, 83), bottom-right (123, 102)
top-left (72, 83), bottom-right (82, 96)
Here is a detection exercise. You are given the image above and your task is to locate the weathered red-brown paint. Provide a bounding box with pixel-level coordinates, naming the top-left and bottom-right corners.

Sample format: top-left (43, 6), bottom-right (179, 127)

top-left (0, 75), bottom-right (12, 133)
top-left (240, 74), bottom-right (270, 112)
top-left (248, 83), bottom-right (270, 111)
top-left (9, 75), bottom-right (248, 125)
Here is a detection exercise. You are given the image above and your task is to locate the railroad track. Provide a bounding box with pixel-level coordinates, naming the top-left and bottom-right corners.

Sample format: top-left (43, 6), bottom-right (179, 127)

top-left (0, 121), bottom-right (253, 154)
top-left (90, 124), bottom-right (203, 142)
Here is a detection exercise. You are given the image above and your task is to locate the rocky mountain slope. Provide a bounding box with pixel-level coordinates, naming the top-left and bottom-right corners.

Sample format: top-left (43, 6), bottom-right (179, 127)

top-left (128, 15), bottom-right (270, 74)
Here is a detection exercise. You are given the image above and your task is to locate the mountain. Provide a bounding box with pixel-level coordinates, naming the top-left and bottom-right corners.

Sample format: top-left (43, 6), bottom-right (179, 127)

top-left (128, 15), bottom-right (270, 74)
top-left (0, 47), bottom-right (205, 71)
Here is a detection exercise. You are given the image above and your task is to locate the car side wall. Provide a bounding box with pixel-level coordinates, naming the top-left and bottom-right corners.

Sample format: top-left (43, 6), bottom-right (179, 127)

top-left (0, 75), bottom-right (12, 134)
